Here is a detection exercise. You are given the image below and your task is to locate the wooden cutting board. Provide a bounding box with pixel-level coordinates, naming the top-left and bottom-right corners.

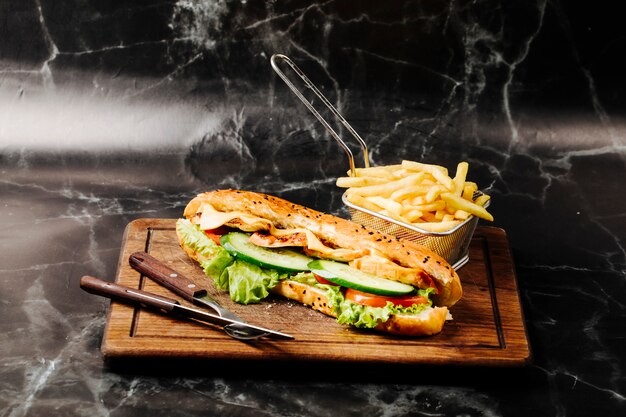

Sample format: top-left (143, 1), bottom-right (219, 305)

top-left (101, 219), bottom-right (531, 366)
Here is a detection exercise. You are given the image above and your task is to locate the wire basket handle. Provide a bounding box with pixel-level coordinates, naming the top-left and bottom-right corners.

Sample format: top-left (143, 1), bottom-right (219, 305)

top-left (270, 54), bottom-right (370, 176)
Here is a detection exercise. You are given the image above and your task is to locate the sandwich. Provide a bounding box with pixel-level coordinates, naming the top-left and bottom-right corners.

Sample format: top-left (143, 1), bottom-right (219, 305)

top-left (175, 189), bottom-right (462, 336)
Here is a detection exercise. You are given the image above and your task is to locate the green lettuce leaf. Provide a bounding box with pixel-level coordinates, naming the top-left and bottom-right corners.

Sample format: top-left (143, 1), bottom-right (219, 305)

top-left (221, 260), bottom-right (286, 304)
top-left (175, 219), bottom-right (233, 285)
top-left (286, 271), bottom-right (318, 286)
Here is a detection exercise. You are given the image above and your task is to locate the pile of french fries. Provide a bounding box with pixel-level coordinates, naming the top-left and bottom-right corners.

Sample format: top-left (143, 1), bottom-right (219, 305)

top-left (337, 160), bottom-right (493, 232)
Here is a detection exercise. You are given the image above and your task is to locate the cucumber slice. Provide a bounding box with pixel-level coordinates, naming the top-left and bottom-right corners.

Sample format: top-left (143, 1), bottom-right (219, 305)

top-left (308, 259), bottom-right (415, 296)
top-left (220, 232), bottom-right (314, 272)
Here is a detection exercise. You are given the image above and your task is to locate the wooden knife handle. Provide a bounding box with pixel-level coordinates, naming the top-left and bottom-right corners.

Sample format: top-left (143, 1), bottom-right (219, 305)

top-left (128, 251), bottom-right (207, 302)
top-left (79, 275), bottom-right (178, 312)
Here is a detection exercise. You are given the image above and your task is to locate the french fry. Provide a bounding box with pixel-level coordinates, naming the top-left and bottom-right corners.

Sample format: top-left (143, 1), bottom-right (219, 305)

top-left (345, 193), bottom-right (384, 213)
top-left (474, 194), bottom-right (491, 206)
top-left (413, 220), bottom-right (461, 232)
top-left (409, 195), bottom-right (427, 205)
top-left (345, 173), bottom-right (424, 198)
top-left (440, 192), bottom-right (494, 221)
top-left (412, 200), bottom-right (446, 212)
top-left (366, 196), bottom-right (403, 217)
top-left (442, 214), bottom-right (456, 222)
top-left (389, 183), bottom-right (430, 201)
top-left (402, 160), bottom-right (455, 190)
top-left (453, 162), bottom-right (469, 196)
top-left (336, 176), bottom-right (388, 188)
top-left (401, 160), bottom-right (448, 175)
top-left (420, 211), bottom-right (439, 222)
top-left (430, 169), bottom-right (455, 191)
top-left (387, 211), bottom-right (413, 224)
top-left (424, 185), bottom-right (444, 203)
top-left (403, 209), bottom-right (424, 222)
top-left (389, 168), bottom-right (410, 178)
top-left (350, 165), bottom-right (403, 179)
top-left (462, 182), bottom-right (478, 200)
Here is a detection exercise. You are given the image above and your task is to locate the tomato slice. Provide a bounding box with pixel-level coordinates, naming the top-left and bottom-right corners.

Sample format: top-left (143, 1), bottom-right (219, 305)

top-left (204, 226), bottom-right (230, 245)
top-left (313, 273), bottom-right (338, 286)
top-left (345, 288), bottom-right (429, 308)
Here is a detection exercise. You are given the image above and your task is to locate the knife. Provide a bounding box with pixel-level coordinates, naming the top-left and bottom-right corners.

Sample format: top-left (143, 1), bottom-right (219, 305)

top-left (128, 251), bottom-right (244, 323)
top-left (80, 275), bottom-right (294, 340)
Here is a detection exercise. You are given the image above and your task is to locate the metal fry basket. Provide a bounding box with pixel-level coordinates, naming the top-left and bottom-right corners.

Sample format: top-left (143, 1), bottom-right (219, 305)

top-left (271, 54), bottom-right (486, 269)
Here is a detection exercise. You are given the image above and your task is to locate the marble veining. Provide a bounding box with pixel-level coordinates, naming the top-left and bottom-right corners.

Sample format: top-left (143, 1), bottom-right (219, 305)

top-left (1, 1), bottom-right (625, 416)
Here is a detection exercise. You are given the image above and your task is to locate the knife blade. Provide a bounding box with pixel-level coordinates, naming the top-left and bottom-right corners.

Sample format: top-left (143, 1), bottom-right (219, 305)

top-left (79, 275), bottom-right (294, 340)
top-left (128, 251), bottom-right (243, 322)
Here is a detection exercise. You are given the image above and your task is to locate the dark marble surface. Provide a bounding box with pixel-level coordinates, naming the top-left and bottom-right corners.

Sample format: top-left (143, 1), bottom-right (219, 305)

top-left (1, 1), bottom-right (625, 416)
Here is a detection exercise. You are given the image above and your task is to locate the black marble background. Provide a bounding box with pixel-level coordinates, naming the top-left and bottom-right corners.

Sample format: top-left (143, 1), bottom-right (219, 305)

top-left (1, 1), bottom-right (624, 416)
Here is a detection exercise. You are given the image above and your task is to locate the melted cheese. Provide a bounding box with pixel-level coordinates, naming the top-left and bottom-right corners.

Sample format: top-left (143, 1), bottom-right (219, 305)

top-left (271, 227), bottom-right (364, 260)
top-left (199, 203), bottom-right (273, 232)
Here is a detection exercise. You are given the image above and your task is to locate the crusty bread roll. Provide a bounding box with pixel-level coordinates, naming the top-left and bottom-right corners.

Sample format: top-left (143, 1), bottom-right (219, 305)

top-left (178, 189), bottom-right (461, 336)
top-left (184, 189), bottom-right (462, 307)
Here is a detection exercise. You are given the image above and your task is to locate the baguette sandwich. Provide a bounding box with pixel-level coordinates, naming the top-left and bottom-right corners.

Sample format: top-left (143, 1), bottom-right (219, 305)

top-left (176, 189), bottom-right (462, 336)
